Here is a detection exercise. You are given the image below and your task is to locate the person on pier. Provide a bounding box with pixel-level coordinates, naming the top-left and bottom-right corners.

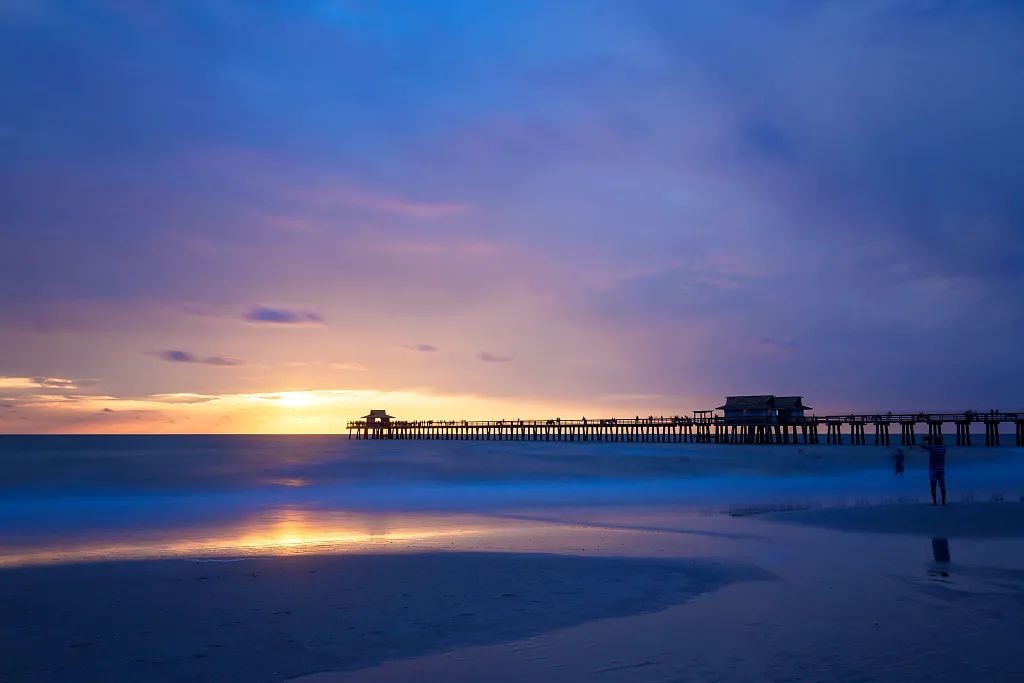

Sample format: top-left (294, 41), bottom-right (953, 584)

top-left (920, 436), bottom-right (947, 506)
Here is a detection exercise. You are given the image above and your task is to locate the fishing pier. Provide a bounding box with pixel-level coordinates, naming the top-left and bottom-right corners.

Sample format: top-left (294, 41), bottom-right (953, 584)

top-left (347, 398), bottom-right (1024, 447)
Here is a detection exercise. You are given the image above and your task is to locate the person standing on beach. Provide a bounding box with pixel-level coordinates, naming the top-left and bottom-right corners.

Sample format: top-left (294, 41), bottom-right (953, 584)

top-left (921, 437), bottom-right (947, 506)
top-left (892, 448), bottom-right (905, 476)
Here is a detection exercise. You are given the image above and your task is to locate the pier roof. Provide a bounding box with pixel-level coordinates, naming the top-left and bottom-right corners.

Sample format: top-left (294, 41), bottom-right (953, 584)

top-left (716, 395), bottom-right (811, 411)
top-left (717, 395), bottom-right (775, 411)
top-left (775, 396), bottom-right (811, 410)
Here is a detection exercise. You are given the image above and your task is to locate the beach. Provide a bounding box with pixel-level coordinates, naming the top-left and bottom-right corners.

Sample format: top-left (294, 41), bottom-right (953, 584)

top-left (2, 437), bottom-right (1024, 681)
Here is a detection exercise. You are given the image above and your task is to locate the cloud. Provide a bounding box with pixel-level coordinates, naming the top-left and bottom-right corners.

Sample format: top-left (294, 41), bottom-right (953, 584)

top-left (285, 361), bottom-right (366, 371)
top-left (280, 175), bottom-right (470, 219)
top-left (0, 376), bottom-right (78, 390)
top-left (333, 191), bottom-right (469, 219)
top-left (329, 362), bottom-right (367, 371)
top-left (751, 337), bottom-right (799, 353)
top-left (155, 350), bottom-right (196, 363)
top-left (243, 306), bottom-right (325, 325)
top-left (479, 352), bottom-right (512, 363)
top-left (31, 376), bottom-right (77, 388)
top-left (148, 393), bottom-right (220, 404)
top-left (203, 356), bottom-right (245, 366)
top-left (404, 344), bottom-right (439, 352)
top-left (149, 351), bottom-right (244, 366)
top-left (0, 377), bottom-right (43, 390)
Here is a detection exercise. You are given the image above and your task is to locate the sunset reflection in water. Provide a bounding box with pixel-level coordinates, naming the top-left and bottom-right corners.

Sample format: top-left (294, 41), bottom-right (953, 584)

top-left (0, 508), bottom-right (502, 568)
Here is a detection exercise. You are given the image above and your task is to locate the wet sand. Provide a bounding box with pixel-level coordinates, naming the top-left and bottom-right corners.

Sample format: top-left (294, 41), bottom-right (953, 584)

top-left (3, 502), bottom-right (1024, 682)
top-left (767, 500), bottom-right (1024, 538)
top-left (1, 552), bottom-right (766, 682)
top-left (294, 505), bottom-right (1024, 683)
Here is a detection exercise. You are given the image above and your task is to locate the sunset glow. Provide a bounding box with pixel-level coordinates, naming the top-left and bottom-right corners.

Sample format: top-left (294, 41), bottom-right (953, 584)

top-left (0, 381), bottom-right (632, 434)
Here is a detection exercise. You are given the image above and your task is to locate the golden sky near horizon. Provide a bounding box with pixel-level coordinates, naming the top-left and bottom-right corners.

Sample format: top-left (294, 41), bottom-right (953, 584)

top-left (0, 375), bottom-right (697, 434)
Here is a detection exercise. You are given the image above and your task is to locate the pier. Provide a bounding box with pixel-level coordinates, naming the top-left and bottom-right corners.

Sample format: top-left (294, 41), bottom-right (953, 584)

top-left (347, 407), bottom-right (1024, 447)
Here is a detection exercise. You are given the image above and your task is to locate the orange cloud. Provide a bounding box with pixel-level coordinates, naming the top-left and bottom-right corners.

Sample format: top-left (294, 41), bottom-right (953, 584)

top-left (0, 376), bottom-right (78, 390)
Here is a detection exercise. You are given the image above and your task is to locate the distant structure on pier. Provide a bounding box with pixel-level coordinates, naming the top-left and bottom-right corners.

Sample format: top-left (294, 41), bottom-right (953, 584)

top-left (347, 397), bottom-right (1023, 447)
top-left (361, 410), bottom-right (394, 437)
top-left (716, 395), bottom-right (811, 424)
top-left (363, 409), bottom-right (394, 425)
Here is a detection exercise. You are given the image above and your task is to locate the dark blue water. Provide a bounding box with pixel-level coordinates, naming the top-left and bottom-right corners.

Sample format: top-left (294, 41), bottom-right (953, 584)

top-left (2, 436), bottom-right (1022, 565)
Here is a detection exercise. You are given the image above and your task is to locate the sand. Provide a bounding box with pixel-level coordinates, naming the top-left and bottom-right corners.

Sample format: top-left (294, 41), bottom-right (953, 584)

top-left (0, 552), bottom-right (766, 682)
top-left (766, 501), bottom-right (1024, 538)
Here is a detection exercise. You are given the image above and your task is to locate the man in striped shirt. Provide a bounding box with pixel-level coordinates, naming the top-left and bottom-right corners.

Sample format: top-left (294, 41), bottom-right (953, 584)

top-left (921, 436), bottom-right (947, 506)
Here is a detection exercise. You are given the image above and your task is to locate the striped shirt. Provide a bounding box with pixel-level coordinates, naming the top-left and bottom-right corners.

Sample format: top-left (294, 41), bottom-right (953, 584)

top-left (923, 444), bottom-right (946, 473)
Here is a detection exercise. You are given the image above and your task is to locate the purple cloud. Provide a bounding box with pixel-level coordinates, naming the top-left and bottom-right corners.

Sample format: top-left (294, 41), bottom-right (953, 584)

top-left (752, 337), bottom-right (799, 352)
top-left (149, 351), bottom-right (243, 366)
top-left (203, 356), bottom-right (245, 366)
top-left (479, 352), bottom-right (511, 363)
top-left (157, 350), bottom-right (196, 363)
top-left (405, 344), bottom-right (439, 352)
top-left (244, 306), bottom-right (325, 325)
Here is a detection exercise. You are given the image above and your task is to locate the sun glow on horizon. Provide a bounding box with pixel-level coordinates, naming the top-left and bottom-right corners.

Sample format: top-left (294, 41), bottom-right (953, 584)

top-left (0, 383), bottom-right (679, 435)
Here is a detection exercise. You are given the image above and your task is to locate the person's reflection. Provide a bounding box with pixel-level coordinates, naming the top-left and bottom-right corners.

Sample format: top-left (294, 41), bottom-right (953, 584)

top-left (928, 537), bottom-right (951, 580)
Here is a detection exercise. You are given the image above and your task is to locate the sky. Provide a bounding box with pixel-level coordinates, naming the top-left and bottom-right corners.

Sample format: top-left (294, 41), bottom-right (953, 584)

top-left (1, 0), bottom-right (1023, 433)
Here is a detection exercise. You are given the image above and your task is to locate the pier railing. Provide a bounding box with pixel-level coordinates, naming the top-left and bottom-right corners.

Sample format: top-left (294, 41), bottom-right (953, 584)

top-left (346, 411), bottom-right (1024, 446)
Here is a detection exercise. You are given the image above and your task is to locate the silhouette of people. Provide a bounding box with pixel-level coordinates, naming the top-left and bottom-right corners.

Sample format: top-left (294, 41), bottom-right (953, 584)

top-left (891, 447), bottom-right (905, 476)
top-left (920, 436), bottom-right (947, 505)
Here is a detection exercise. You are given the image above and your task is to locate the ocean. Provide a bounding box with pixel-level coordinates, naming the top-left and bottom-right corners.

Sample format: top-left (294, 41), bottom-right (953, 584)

top-left (3, 435), bottom-right (1023, 567)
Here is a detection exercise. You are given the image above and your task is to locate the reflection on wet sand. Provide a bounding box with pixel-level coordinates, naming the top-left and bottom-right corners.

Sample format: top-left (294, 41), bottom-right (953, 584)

top-left (929, 537), bottom-right (951, 580)
top-left (0, 509), bottom-right (501, 568)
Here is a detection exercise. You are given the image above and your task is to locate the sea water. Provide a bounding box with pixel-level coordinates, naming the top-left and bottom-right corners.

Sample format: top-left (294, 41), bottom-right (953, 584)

top-left (2, 435), bottom-right (1023, 566)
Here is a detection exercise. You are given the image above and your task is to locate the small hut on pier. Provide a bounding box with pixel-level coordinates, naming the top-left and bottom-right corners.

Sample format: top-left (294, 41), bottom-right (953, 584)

top-left (717, 396), bottom-right (776, 424)
top-left (362, 410), bottom-right (395, 428)
top-left (716, 395), bottom-right (811, 425)
top-left (775, 396), bottom-right (811, 424)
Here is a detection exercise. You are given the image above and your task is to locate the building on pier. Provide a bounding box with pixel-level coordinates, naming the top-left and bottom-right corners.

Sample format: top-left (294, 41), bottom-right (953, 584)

top-left (717, 395), bottom-right (774, 423)
top-left (362, 410), bottom-right (394, 428)
top-left (716, 395), bottom-right (810, 424)
top-left (775, 396), bottom-right (811, 423)
top-left (359, 409), bottom-right (397, 439)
